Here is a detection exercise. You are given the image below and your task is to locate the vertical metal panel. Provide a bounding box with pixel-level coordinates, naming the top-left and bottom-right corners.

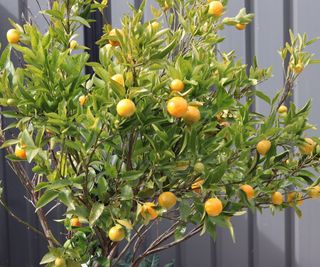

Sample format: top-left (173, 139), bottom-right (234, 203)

top-left (292, 1), bottom-right (320, 267)
top-left (216, 1), bottom-right (249, 267)
top-left (254, 1), bottom-right (286, 267)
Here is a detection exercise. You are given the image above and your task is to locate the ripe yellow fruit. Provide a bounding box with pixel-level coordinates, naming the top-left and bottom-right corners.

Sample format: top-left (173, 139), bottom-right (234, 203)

top-left (299, 138), bottom-right (315, 155)
top-left (272, 192), bottom-right (284, 205)
top-left (208, 1), bottom-right (224, 17)
top-left (235, 23), bottom-right (246, 30)
top-left (191, 179), bottom-right (204, 193)
top-left (167, 97), bottom-right (188, 118)
top-left (158, 192), bottom-right (177, 209)
top-left (116, 99), bottom-right (136, 117)
top-left (308, 186), bottom-right (320, 199)
top-left (194, 162), bottom-right (205, 173)
top-left (288, 192), bottom-right (303, 206)
top-left (141, 202), bottom-right (158, 220)
top-left (170, 79), bottom-right (185, 92)
top-left (147, 21), bottom-right (160, 32)
top-left (292, 63), bottom-right (304, 74)
top-left (278, 105), bottom-right (288, 114)
top-left (256, 139), bottom-right (272, 156)
top-left (15, 144), bottom-right (27, 160)
top-left (7, 29), bottom-right (20, 44)
top-left (70, 217), bottom-right (81, 227)
top-left (182, 106), bottom-right (201, 124)
top-left (111, 74), bottom-right (125, 87)
top-left (204, 198), bottom-right (223, 217)
top-left (109, 29), bottom-right (123, 47)
top-left (240, 184), bottom-right (255, 200)
top-left (108, 225), bottom-right (125, 242)
top-left (79, 95), bottom-right (87, 106)
top-left (55, 257), bottom-right (66, 267)
top-left (69, 40), bottom-right (78, 49)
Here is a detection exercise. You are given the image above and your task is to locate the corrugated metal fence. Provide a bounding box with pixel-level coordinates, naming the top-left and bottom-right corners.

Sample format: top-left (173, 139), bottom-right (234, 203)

top-left (1, 0), bottom-right (320, 266)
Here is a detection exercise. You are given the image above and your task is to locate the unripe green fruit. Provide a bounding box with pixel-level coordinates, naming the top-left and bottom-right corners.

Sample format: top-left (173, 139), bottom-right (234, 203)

top-left (194, 162), bottom-right (205, 173)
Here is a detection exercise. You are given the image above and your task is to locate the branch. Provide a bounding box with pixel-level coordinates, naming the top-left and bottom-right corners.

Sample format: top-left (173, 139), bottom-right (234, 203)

top-left (0, 199), bottom-right (46, 238)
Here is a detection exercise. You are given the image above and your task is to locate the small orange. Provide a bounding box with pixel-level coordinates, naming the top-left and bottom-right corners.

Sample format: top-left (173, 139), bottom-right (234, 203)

top-left (235, 24), bottom-right (246, 30)
top-left (220, 121), bottom-right (231, 128)
top-left (271, 191), bottom-right (284, 205)
top-left (240, 184), bottom-right (255, 200)
top-left (79, 95), bottom-right (87, 106)
top-left (182, 106), bottom-right (201, 124)
top-left (15, 144), bottom-right (27, 160)
top-left (111, 74), bottom-right (125, 87)
top-left (70, 217), bottom-right (81, 227)
top-left (278, 105), bottom-right (288, 114)
top-left (256, 139), bottom-right (272, 156)
top-left (7, 29), bottom-right (20, 44)
top-left (167, 97), bottom-right (188, 118)
top-left (191, 179), bottom-right (205, 193)
top-left (287, 192), bottom-right (303, 206)
top-left (109, 29), bottom-right (123, 46)
top-left (208, 1), bottom-right (224, 17)
top-left (141, 202), bottom-right (158, 220)
top-left (158, 192), bottom-right (177, 209)
top-left (116, 99), bottom-right (136, 117)
top-left (299, 138), bottom-right (315, 155)
top-left (170, 79), bottom-right (185, 92)
top-left (54, 257), bottom-right (66, 267)
top-left (308, 186), bottom-right (320, 199)
top-left (108, 225), bottom-right (125, 242)
top-left (204, 198), bottom-right (223, 217)
top-left (69, 40), bottom-right (78, 49)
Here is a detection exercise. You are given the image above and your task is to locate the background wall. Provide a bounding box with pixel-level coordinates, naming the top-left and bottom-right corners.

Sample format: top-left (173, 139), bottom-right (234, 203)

top-left (0, 0), bottom-right (320, 266)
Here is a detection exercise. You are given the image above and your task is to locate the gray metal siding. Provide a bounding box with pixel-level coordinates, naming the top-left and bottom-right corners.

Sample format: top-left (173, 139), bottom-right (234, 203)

top-left (0, 0), bottom-right (320, 266)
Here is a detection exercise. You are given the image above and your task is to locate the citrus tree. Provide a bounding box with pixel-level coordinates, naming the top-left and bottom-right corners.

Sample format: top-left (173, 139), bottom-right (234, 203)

top-left (0, 0), bottom-right (320, 266)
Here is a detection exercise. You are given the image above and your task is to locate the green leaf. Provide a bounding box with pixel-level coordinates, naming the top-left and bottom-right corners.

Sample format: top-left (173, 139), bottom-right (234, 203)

top-left (39, 252), bottom-right (56, 264)
top-left (121, 170), bottom-right (144, 181)
top-left (89, 203), bottom-right (105, 226)
top-left (36, 190), bottom-right (59, 210)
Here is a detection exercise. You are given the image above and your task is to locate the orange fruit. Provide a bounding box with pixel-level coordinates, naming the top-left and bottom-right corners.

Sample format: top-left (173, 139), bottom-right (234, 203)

top-left (308, 186), bottom-right (320, 199)
top-left (278, 105), bottom-right (288, 114)
top-left (299, 138), bottom-right (315, 155)
top-left (70, 217), bottom-right (81, 227)
top-left (204, 198), bottom-right (223, 217)
top-left (167, 97), bottom-right (188, 118)
top-left (55, 257), bottom-right (66, 267)
top-left (7, 29), bottom-right (20, 44)
top-left (158, 192), bottom-right (177, 209)
top-left (108, 225), bottom-right (125, 242)
top-left (191, 179), bottom-right (205, 193)
top-left (287, 192), bottom-right (303, 206)
top-left (220, 121), bottom-right (231, 128)
top-left (170, 79), bottom-right (185, 92)
top-left (116, 99), bottom-right (136, 117)
top-left (79, 95), bottom-right (87, 106)
top-left (235, 23), bottom-right (246, 30)
top-left (208, 1), bottom-right (224, 17)
top-left (182, 106), bottom-right (201, 124)
top-left (240, 184), bottom-right (255, 200)
top-left (141, 202), bottom-right (158, 220)
top-left (15, 145), bottom-right (27, 160)
top-left (256, 139), bottom-right (271, 156)
top-left (69, 40), bottom-right (78, 49)
top-left (272, 191), bottom-right (283, 205)
top-left (109, 29), bottom-right (123, 46)
top-left (111, 74), bottom-right (125, 87)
